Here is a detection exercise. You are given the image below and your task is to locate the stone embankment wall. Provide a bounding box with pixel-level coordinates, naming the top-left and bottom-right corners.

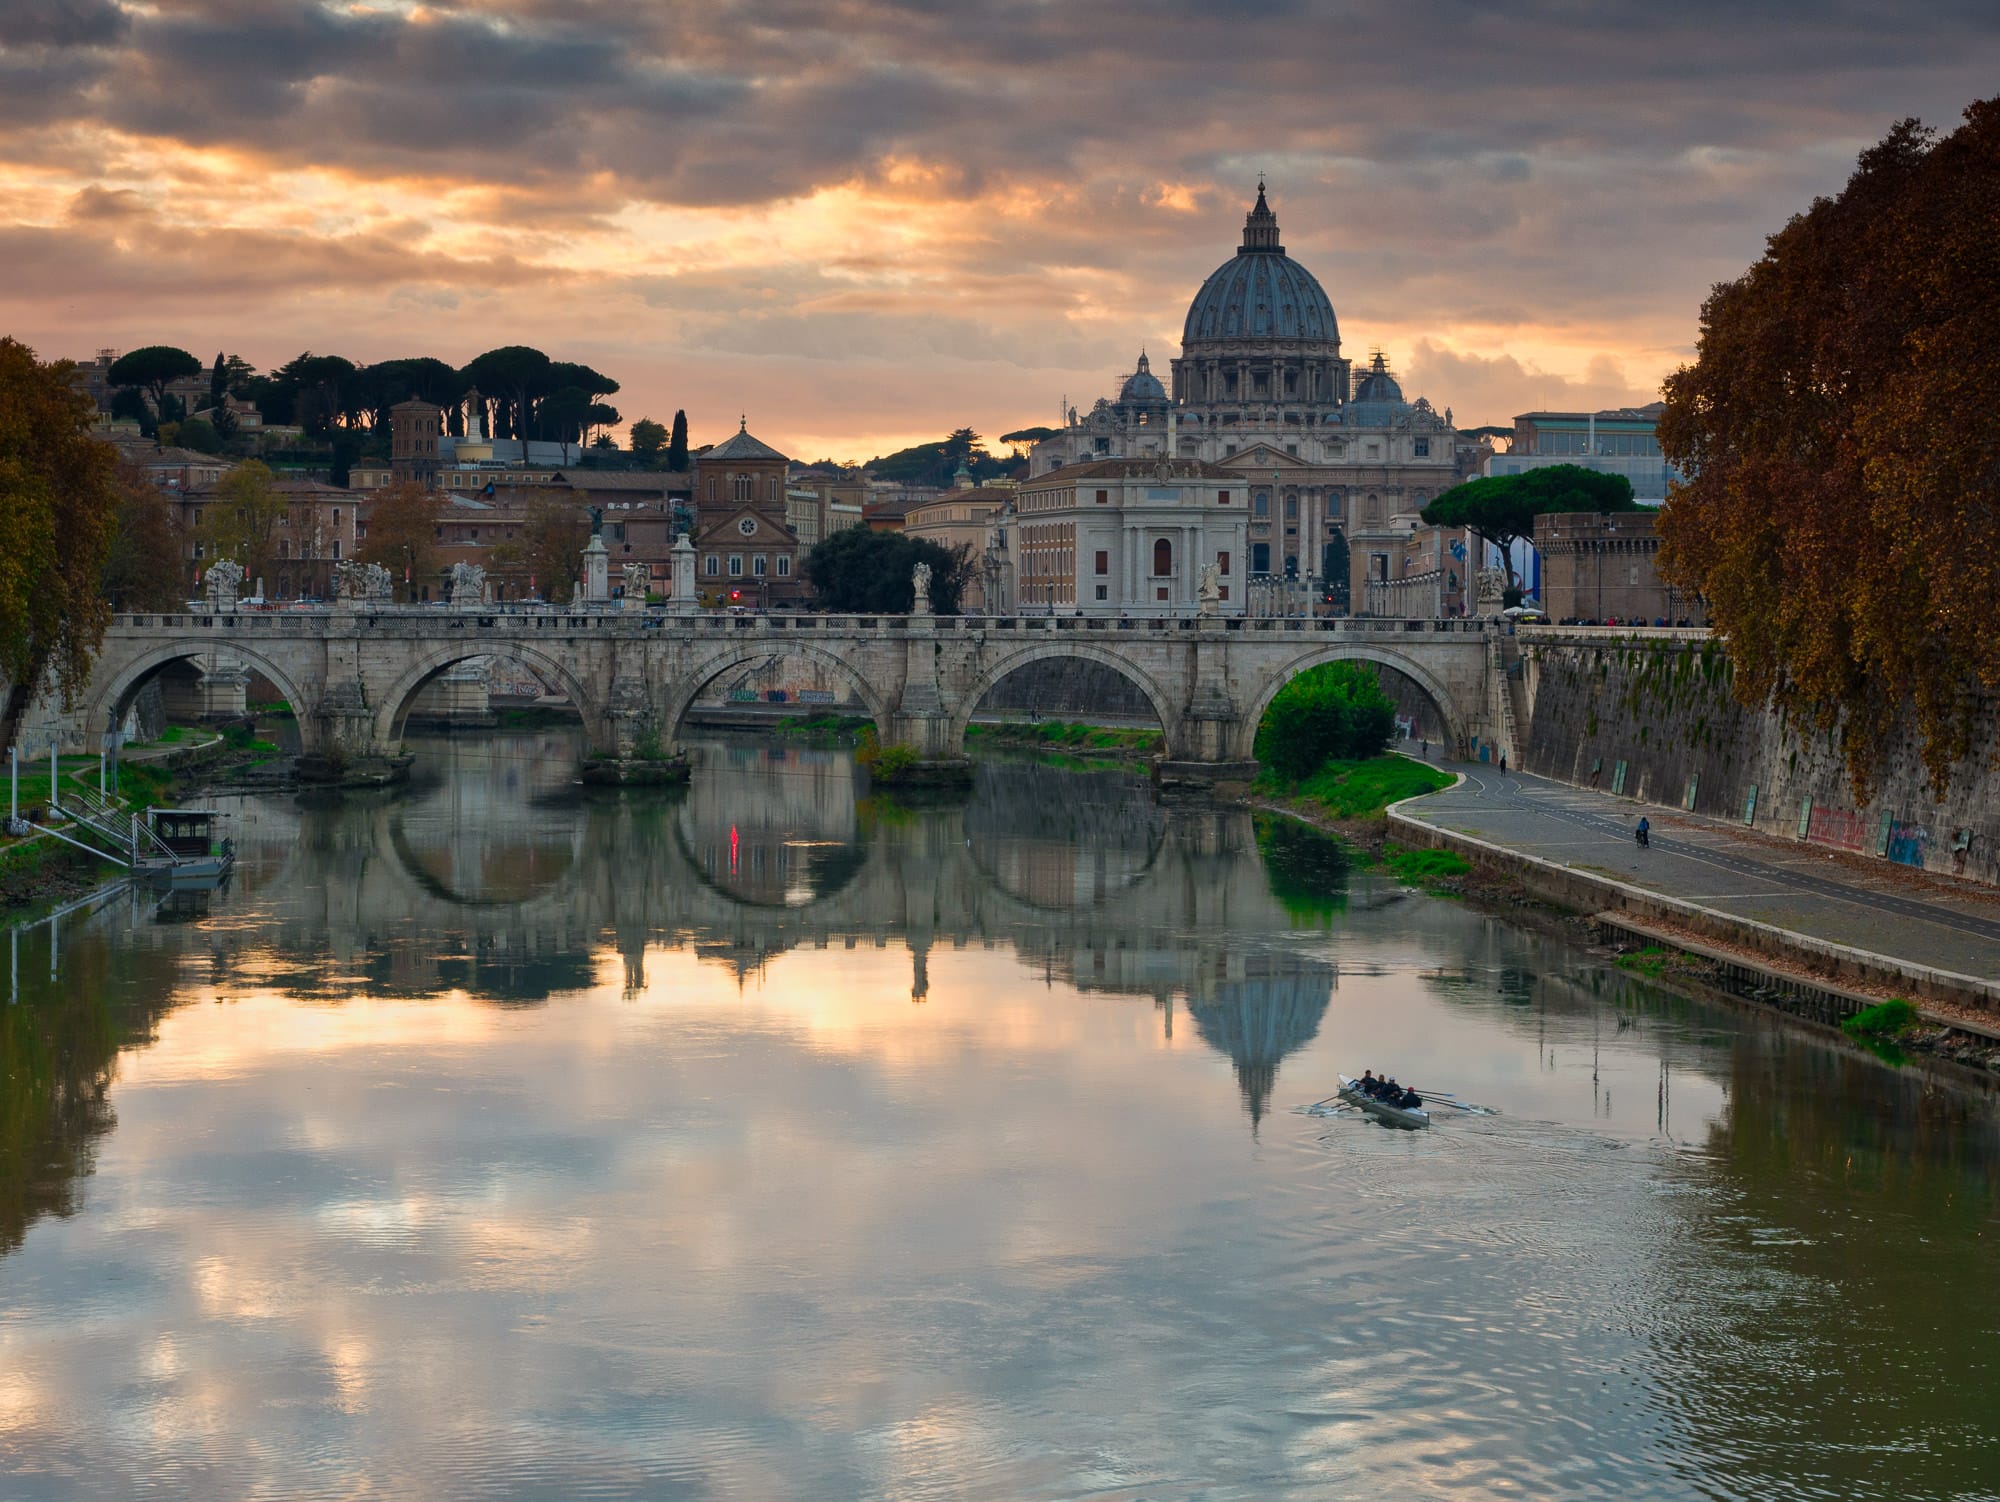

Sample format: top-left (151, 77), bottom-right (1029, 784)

top-left (1518, 631), bottom-right (2000, 888)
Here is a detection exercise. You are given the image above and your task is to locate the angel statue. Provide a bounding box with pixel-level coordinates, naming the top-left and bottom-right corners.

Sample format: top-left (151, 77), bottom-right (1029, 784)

top-left (911, 560), bottom-right (933, 613)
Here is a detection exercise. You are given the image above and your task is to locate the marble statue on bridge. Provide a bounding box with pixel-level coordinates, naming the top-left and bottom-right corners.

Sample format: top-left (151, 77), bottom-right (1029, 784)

top-left (334, 560), bottom-right (393, 603)
top-left (449, 562), bottom-right (487, 609)
top-left (202, 560), bottom-right (244, 610)
top-left (911, 560), bottom-right (933, 615)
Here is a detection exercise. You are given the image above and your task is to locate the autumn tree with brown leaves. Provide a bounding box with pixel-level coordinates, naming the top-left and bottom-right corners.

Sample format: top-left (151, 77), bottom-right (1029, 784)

top-left (356, 482), bottom-right (443, 602)
top-left (0, 339), bottom-right (121, 751)
top-left (102, 460), bottom-right (190, 611)
top-left (1657, 98), bottom-right (2000, 800)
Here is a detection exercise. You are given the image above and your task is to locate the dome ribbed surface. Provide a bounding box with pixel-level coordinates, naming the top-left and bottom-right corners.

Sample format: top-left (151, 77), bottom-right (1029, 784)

top-left (1182, 251), bottom-right (1338, 345)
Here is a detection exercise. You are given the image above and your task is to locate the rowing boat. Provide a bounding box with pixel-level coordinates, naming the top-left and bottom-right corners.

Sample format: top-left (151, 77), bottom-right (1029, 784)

top-left (1337, 1075), bottom-right (1431, 1130)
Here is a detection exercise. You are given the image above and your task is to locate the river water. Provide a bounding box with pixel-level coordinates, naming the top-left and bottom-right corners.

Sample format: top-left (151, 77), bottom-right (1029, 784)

top-left (1, 733), bottom-right (1996, 1500)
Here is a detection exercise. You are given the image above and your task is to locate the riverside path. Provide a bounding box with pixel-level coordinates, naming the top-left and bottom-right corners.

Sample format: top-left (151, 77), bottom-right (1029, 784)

top-left (1394, 756), bottom-right (2000, 1010)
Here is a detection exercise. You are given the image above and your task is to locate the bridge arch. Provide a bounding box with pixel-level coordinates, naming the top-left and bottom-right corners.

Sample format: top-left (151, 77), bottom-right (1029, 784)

top-left (1238, 644), bottom-right (1469, 762)
top-left (374, 644), bottom-right (612, 751)
top-left (83, 640), bottom-right (320, 750)
top-left (663, 642), bottom-right (894, 746)
top-left (948, 641), bottom-right (1181, 756)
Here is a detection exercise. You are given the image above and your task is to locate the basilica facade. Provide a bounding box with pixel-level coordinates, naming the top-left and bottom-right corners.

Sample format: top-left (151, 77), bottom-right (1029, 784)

top-left (1031, 185), bottom-right (1477, 611)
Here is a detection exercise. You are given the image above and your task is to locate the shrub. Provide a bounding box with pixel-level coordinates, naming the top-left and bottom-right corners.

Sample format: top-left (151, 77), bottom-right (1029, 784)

top-left (1842, 998), bottom-right (1919, 1041)
top-left (1254, 662), bottom-right (1399, 781)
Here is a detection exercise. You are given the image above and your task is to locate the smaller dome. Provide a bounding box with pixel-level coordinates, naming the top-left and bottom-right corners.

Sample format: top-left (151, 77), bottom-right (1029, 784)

top-left (1119, 350), bottom-right (1167, 404)
top-left (1351, 351), bottom-right (1405, 406)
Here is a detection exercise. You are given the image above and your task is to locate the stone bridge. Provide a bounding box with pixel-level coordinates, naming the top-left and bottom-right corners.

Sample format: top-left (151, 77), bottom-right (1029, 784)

top-left (62, 605), bottom-right (1506, 777)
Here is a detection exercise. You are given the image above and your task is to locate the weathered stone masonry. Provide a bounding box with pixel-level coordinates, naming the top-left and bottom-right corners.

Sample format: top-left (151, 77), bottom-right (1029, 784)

top-left (1519, 628), bottom-right (2000, 887)
top-left (47, 607), bottom-right (1504, 782)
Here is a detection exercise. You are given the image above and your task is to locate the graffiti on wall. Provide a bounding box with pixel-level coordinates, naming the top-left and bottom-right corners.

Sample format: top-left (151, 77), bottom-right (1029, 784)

top-left (1806, 806), bottom-right (1866, 851)
top-left (1886, 819), bottom-right (1932, 868)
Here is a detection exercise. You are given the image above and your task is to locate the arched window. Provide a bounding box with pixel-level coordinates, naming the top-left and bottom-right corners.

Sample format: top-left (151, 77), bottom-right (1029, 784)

top-left (733, 473), bottom-right (752, 502)
top-left (1153, 538), bottom-right (1173, 577)
top-left (1284, 493), bottom-right (1298, 520)
top-left (1254, 490), bottom-right (1269, 517)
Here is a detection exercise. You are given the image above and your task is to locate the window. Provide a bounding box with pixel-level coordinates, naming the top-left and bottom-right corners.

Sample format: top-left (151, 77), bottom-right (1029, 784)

top-left (705, 555), bottom-right (719, 576)
top-left (728, 555), bottom-right (744, 577)
top-left (1156, 586), bottom-right (1169, 601)
top-left (769, 479), bottom-right (779, 503)
top-left (1254, 491), bottom-right (1269, 518)
top-left (776, 556), bottom-right (791, 577)
top-left (278, 540), bottom-right (290, 559)
top-left (1095, 584), bottom-right (1108, 601)
top-left (1094, 550), bottom-right (1109, 576)
top-left (1251, 542), bottom-right (1270, 575)
top-left (1218, 490), bottom-right (1230, 505)
top-left (733, 474), bottom-right (751, 502)
top-left (332, 508), bottom-right (341, 527)
top-left (753, 554), bottom-right (767, 576)
top-left (707, 477), bottom-right (717, 502)
top-left (1219, 585), bottom-right (1230, 601)
top-left (1284, 494), bottom-right (1297, 519)
top-left (1152, 538), bottom-right (1172, 576)
top-left (1095, 489), bottom-right (1109, 505)
top-left (332, 540), bottom-right (340, 559)
top-left (1218, 551), bottom-right (1231, 576)
top-left (1413, 439), bottom-right (1430, 457)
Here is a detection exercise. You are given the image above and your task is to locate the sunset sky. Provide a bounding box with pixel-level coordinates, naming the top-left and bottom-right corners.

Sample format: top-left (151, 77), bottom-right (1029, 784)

top-left (3, 1), bottom-right (1995, 461)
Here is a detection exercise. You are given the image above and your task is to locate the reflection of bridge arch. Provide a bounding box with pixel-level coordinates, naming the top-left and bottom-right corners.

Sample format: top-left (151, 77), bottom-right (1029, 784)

top-left (1239, 644), bottom-right (1469, 757)
top-left (385, 808), bottom-right (589, 909)
top-left (83, 641), bottom-right (318, 746)
top-left (950, 642), bottom-right (1177, 753)
top-left (375, 645), bottom-right (610, 749)
top-left (664, 642), bottom-right (894, 745)
top-left (668, 811), bottom-right (874, 910)
top-left (960, 760), bottom-right (1168, 911)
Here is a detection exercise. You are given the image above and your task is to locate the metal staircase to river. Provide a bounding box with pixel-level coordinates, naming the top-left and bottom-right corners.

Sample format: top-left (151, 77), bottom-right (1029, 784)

top-left (42, 783), bottom-right (184, 870)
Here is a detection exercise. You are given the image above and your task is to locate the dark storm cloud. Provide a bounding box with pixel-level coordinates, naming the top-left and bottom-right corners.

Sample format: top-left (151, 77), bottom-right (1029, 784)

top-left (10, 0), bottom-right (1995, 209)
top-left (0, 0), bottom-right (128, 48)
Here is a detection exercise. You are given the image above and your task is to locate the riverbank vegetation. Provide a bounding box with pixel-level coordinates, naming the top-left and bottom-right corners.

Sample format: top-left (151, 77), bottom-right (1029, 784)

top-left (965, 721), bottom-right (1162, 758)
top-left (1251, 662), bottom-right (1451, 821)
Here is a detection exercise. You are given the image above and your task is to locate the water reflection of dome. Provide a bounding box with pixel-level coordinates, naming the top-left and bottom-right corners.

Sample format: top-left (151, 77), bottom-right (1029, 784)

top-left (963, 762), bottom-right (1165, 909)
top-left (1188, 965), bottom-right (1335, 1129)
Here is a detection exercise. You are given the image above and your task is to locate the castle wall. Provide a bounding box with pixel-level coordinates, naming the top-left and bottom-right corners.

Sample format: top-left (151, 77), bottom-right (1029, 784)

top-left (1519, 631), bottom-right (2000, 886)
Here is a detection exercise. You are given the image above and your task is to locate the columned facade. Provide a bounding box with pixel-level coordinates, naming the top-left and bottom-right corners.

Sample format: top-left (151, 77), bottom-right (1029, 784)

top-left (1031, 185), bottom-right (1466, 613)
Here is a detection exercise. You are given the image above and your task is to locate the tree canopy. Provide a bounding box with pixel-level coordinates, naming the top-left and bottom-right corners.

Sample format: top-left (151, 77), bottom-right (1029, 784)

top-left (999, 425), bottom-right (1060, 448)
top-left (355, 482), bottom-right (443, 602)
top-left (206, 460), bottom-right (286, 589)
top-left (864, 428), bottom-right (1008, 488)
top-left (1421, 465), bottom-right (1639, 583)
top-left (1656, 98), bottom-right (2000, 798)
top-left (106, 345), bottom-right (200, 413)
top-left (803, 529), bottom-right (973, 614)
top-left (0, 340), bottom-right (121, 750)
top-left (1253, 662), bottom-right (1400, 780)
top-left (102, 461), bottom-right (188, 612)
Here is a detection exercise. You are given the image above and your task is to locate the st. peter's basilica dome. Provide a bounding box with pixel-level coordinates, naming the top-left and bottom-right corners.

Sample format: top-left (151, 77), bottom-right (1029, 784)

top-left (1180, 183), bottom-right (1340, 347)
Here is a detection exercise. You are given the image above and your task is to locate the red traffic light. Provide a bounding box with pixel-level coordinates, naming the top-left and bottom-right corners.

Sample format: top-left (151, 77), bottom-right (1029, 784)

top-left (729, 590), bottom-right (741, 602)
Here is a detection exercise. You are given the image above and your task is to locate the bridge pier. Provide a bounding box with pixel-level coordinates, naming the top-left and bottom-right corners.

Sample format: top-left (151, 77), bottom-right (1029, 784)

top-left (299, 678), bottom-right (411, 785)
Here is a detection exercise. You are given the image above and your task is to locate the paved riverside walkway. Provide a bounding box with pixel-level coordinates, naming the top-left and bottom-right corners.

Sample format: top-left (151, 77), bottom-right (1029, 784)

top-left (1394, 756), bottom-right (2000, 994)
